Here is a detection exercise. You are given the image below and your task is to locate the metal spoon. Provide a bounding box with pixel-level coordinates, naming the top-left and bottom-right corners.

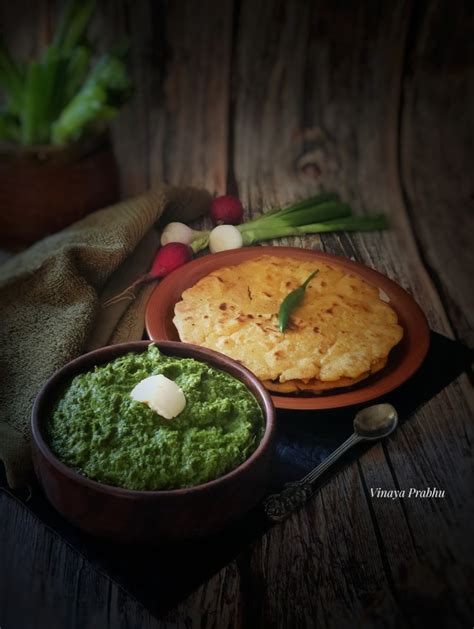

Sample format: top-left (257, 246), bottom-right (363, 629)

top-left (264, 403), bottom-right (398, 522)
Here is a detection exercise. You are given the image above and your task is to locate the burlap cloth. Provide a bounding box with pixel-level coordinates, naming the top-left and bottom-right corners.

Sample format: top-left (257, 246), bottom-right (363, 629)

top-left (0, 186), bottom-right (211, 489)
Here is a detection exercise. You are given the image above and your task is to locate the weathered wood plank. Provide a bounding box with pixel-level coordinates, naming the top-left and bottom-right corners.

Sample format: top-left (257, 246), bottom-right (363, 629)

top-left (0, 0), bottom-right (43, 59)
top-left (232, 0), bottom-right (322, 232)
top-left (0, 490), bottom-right (243, 629)
top-left (99, 0), bottom-right (233, 197)
top-left (400, 0), bottom-right (474, 346)
top-left (95, 0), bottom-right (154, 197)
top-left (249, 468), bottom-right (405, 628)
top-left (154, 0), bottom-right (233, 195)
top-left (230, 1), bottom-right (413, 625)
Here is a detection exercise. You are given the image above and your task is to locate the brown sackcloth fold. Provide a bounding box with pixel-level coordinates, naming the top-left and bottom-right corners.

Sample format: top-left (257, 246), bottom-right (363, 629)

top-left (0, 185), bottom-right (211, 488)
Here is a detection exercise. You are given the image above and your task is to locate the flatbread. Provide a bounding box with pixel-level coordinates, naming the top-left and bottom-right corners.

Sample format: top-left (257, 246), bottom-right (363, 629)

top-left (173, 255), bottom-right (403, 392)
top-left (262, 357), bottom-right (387, 393)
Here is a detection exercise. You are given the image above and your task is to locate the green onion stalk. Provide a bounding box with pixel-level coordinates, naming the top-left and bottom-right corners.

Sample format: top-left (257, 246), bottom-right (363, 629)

top-left (190, 193), bottom-right (388, 253)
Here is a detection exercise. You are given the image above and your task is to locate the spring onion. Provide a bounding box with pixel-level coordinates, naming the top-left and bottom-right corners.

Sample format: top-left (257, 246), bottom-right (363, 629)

top-left (190, 195), bottom-right (388, 253)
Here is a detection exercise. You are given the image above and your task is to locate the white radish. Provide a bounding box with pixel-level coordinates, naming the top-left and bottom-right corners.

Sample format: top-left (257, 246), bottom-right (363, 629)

top-left (209, 224), bottom-right (243, 253)
top-left (161, 222), bottom-right (197, 246)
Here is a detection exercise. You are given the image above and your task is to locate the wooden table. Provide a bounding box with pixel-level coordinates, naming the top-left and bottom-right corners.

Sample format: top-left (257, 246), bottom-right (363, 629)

top-left (1, 1), bottom-right (473, 626)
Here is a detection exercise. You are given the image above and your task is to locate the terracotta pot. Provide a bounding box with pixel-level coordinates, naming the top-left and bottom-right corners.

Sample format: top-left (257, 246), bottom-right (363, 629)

top-left (0, 135), bottom-right (119, 248)
top-left (31, 341), bottom-right (276, 544)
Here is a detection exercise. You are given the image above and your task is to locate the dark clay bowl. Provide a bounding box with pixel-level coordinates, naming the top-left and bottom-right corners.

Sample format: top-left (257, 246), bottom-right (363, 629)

top-left (31, 341), bottom-right (276, 544)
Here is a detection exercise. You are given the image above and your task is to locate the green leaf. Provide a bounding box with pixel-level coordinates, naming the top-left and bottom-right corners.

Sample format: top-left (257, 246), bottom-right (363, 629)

top-left (1, 0), bottom-right (134, 146)
top-left (239, 201), bottom-right (351, 232)
top-left (86, 53), bottom-right (133, 95)
top-left (0, 40), bottom-right (24, 114)
top-left (240, 214), bottom-right (389, 245)
top-left (109, 36), bottom-right (130, 60)
top-left (40, 45), bottom-right (69, 138)
top-left (259, 192), bottom-right (340, 219)
top-left (278, 270), bottom-right (319, 332)
top-left (21, 62), bottom-right (44, 144)
top-left (20, 45), bottom-right (70, 145)
top-left (54, 0), bottom-right (95, 55)
top-left (277, 192), bottom-right (341, 216)
top-left (0, 110), bottom-right (20, 142)
top-left (62, 45), bottom-right (92, 105)
top-left (51, 82), bottom-right (117, 145)
top-left (300, 215), bottom-right (390, 232)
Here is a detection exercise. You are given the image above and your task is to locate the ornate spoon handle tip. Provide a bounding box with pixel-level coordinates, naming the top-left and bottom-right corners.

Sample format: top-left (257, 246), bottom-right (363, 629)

top-left (264, 481), bottom-right (313, 522)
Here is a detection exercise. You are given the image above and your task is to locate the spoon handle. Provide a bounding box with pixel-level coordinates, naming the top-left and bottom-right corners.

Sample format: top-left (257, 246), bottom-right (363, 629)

top-left (302, 432), bottom-right (361, 485)
top-left (264, 432), bottom-right (362, 522)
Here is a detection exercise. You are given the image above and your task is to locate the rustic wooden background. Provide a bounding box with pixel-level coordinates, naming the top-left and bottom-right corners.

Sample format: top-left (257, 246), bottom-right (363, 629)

top-left (1, 0), bottom-right (473, 627)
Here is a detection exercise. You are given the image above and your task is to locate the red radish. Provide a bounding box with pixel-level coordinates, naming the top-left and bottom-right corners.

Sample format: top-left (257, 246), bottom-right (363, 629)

top-left (210, 195), bottom-right (244, 225)
top-left (149, 242), bottom-right (192, 276)
top-left (103, 243), bottom-right (192, 307)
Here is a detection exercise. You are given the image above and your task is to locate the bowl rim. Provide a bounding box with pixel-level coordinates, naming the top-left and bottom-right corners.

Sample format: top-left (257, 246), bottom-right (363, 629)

top-left (31, 340), bottom-right (276, 499)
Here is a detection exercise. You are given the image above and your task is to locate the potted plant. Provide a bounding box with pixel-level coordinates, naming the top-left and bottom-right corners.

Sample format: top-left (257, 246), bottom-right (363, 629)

top-left (0, 0), bottom-right (133, 247)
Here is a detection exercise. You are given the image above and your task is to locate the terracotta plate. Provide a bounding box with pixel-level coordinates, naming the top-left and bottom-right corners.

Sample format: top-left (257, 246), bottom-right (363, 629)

top-left (145, 246), bottom-right (430, 410)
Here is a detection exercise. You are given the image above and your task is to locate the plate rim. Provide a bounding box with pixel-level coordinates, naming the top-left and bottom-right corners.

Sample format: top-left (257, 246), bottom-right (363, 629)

top-left (145, 246), bottom-right (430, 410)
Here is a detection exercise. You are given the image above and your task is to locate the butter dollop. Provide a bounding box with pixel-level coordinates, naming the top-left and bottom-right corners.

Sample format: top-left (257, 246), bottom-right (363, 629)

top-left (130, 374), bottom-right (186, 419)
